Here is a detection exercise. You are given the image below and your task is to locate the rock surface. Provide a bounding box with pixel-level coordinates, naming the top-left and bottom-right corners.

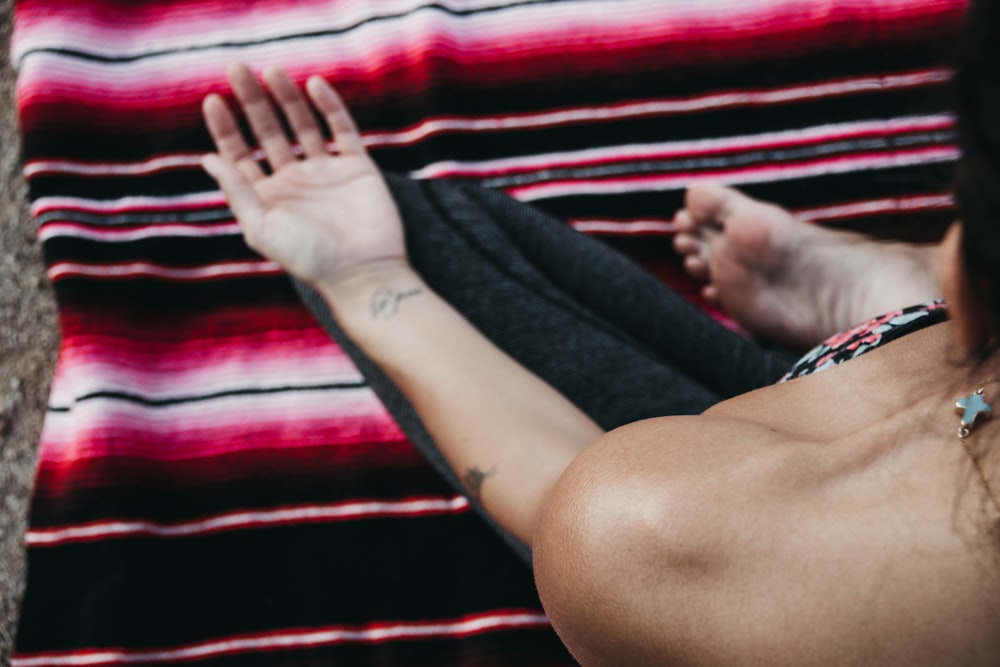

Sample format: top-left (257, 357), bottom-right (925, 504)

top-left (0, 4), bottom-right (60, 663)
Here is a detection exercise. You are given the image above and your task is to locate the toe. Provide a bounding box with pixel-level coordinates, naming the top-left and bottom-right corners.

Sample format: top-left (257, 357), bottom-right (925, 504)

top-left (673, 209), bottom-right (694, 233)
top-left (702, 284), bottom-right (719, 305)
top-left (683, 254), bottom-right (711, 282)
top-left (673, 232), bottom-right (702, 257)
top-left (685, 182), bottom-right (742, 227)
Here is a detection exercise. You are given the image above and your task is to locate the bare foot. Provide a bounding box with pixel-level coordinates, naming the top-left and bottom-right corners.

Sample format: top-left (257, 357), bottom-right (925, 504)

top-left (673, 183), bottom-right (942, 350)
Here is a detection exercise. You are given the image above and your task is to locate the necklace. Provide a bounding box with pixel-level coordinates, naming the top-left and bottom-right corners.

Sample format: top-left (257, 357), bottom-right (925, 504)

top-left (955, 378), bottom-right (1000, 518)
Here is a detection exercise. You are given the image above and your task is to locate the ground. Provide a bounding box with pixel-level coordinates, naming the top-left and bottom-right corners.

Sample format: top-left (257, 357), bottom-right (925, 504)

top-left (0, 3), bottom-right (61, 663)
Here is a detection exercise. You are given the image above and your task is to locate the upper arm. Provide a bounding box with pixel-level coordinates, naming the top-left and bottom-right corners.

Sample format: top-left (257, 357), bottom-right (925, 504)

top-left (533, 417), bottom-right (777, 666)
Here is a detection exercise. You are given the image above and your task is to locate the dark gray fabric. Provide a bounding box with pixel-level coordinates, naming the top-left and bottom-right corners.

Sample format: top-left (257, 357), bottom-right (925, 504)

top-left (294, 174), bottom-right (795, 565)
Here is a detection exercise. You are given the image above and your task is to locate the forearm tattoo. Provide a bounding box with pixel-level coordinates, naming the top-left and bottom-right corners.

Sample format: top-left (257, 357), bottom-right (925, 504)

top-left (463, 465), bottom-right (498, 501)
top-left (370, 287), bottom-right (423, 320)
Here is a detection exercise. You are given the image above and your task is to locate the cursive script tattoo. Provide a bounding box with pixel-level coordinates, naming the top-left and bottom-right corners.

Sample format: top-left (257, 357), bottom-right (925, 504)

top-left (370, 287), bottom-right (423, 320)
top-left (463, 465), bottom-right (498, 501)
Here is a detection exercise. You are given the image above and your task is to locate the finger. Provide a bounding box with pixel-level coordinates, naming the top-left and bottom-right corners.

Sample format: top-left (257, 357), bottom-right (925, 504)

top-left (228, 62), bottom-right (297, 169)
top-left (202, 93), bottom-right (265, 182)
top-left (202, 153), bottom-right (265, 232)
top-left (263, 66), bottom-right (328, 157)
top-left (306, 76), bottom-right (366, 155)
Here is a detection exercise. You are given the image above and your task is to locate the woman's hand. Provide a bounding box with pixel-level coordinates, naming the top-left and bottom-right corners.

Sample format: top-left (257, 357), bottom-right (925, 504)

top-left (201, 63), bottom-right (407, 291)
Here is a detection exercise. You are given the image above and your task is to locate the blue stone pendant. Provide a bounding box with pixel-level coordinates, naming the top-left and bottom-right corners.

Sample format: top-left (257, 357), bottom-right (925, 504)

top-left (956, 388), bottom-right (993, 439)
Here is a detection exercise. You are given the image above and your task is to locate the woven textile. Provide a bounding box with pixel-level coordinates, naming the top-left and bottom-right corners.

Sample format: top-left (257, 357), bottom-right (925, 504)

top-left (12, 0), bottom-right (965, 664)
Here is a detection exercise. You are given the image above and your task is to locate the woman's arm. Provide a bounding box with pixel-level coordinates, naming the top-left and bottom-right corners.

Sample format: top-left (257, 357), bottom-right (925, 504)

top-left (201, 63), bottom-right (602, 546)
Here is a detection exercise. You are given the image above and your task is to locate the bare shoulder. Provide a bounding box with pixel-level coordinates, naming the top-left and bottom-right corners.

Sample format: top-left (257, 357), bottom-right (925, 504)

top-left (533, 416), bottom-right (813, 665)
top-left (533, 412), bottom-right (1000, 666)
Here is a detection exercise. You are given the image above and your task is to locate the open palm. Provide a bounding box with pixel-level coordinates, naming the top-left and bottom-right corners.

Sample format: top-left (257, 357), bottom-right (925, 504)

top-left (202, 64), bottom-right (407, 290)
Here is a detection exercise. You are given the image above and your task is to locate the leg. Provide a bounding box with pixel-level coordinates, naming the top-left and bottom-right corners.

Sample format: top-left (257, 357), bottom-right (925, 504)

top-left (673, 183), bottom-right (942, 350)
top-left (295, 175), bottom-right (797, 563)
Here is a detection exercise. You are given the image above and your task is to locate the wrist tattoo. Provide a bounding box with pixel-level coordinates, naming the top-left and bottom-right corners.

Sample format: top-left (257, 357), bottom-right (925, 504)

top-left (370, 287), bottom-right (423, 320)
top-left (463, 465), bottom-right (498, 501)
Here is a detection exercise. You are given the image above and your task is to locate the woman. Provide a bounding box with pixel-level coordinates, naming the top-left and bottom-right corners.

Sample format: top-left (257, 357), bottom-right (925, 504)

top-left (200, 1), bottom-right (1000, 661)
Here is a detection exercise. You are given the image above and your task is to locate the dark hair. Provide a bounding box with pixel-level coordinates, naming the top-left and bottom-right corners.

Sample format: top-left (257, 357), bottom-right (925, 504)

top-left (955, 0), bottom-right (1000, 342)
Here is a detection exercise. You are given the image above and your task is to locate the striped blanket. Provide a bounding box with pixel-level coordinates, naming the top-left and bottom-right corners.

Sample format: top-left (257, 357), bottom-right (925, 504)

top-left (12, 0), bottom-right (965, 664)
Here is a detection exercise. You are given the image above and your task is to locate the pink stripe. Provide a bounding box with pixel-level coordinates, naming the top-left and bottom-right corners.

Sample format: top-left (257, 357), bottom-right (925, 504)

top-left (567, 192), bottom-right (956, 236)
top-left (26, 495), bottom-right (471, 546)
top-left (795, 193), bottom-right (955, 223)
top-left (11, 610), bottom-right (551, 666)
top-left (12, 0), bottom-right (964, 64)
top-left (47, 342), bottom-right (360, 403)
top-left (13, 3), bottom-right (961, 117)
top-left (38, 392), bottom-right (403, 463)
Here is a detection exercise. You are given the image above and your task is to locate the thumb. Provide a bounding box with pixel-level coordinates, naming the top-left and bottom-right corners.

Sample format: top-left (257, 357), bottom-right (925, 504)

top-left (202, 153), bottom-right (265, 230)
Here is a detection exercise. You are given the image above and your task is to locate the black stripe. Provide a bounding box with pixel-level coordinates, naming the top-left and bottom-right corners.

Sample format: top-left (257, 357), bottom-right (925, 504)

top-left (535, 162), bottom-right (958, 222)
top-left (182, 629), bottom-right (573, 667)
top-left (17, 515), bottom-right (541, 651)
top-left (29, 460), bottom-right (455, 527)
top-left (23, 78), bottom-right (955, 167)
top-left (50, 271), bottom-right (299, 309)
top-left (42, 234), bottom-right (255, 267)
top-left (48, 381), bottom-right (369, 412)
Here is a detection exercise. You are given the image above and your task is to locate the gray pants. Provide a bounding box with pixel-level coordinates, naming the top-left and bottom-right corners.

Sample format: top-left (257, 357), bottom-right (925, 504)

top-left (295, 175), bottom-right (794, 564)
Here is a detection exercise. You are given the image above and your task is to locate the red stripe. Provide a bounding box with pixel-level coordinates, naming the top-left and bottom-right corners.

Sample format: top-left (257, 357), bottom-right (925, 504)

top-left (33, 438), bottom-right (425, 495)
top-left (16, 6), bottom-right (966, 137)
top-left (56, 302), bottom-right (316, 340)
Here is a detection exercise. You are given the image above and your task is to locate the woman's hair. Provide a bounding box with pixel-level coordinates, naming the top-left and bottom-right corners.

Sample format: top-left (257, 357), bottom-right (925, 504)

top-left (955, 0), bottom-right (1000, 342)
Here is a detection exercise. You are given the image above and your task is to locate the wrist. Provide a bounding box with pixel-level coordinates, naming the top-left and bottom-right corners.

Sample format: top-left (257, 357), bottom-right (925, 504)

top-left (314, 258), bottom-right (424, 321)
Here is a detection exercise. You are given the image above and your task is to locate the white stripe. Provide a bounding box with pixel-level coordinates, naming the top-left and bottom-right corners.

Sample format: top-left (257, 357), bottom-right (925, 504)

top-left (38, 222), bottom-right (241, 242)
top-left (21, 84), bottom-right (954, 180)
top-left (11, 611), bottom-right (549, 666)
top-left (510, 146), bottom-right (960, 201)
top-left (408, 114), bottom-right (955, 180)
top-left (30, 191), bottom-right (225, 217)
top-left (370, 70), bottom-right (953, 147)
top-left (26, 497), bottom-right (470, 545)
top-left (31, 145), bottom-right (957, 238)
top-left (46, 260), bottom-right (282, 281)
top-left (24, 153), bottom-right (203, 178)
top-left (570, 219), bottom-right (676, 235)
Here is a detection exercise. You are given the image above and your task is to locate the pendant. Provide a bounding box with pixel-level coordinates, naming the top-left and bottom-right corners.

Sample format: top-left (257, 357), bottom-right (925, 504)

top-left (956, 387), bottom-right (994, 439)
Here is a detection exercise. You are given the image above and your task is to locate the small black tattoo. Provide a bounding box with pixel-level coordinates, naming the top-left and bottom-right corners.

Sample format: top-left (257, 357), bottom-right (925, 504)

top-left (370, 287), bottom-right (423, 320)
top-left (463, 465), bottom-right (498, 500)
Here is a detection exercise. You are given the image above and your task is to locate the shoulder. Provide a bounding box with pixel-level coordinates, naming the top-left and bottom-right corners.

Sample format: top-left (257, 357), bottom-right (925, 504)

top-left (533, 416), bottom-right (812, 665)
top-left (533, 412), bottom-right (1000, 666)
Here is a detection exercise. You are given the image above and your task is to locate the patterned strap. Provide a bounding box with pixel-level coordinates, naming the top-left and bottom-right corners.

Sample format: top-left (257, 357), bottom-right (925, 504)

top-left (781, 301), bottom-right (948, 382)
